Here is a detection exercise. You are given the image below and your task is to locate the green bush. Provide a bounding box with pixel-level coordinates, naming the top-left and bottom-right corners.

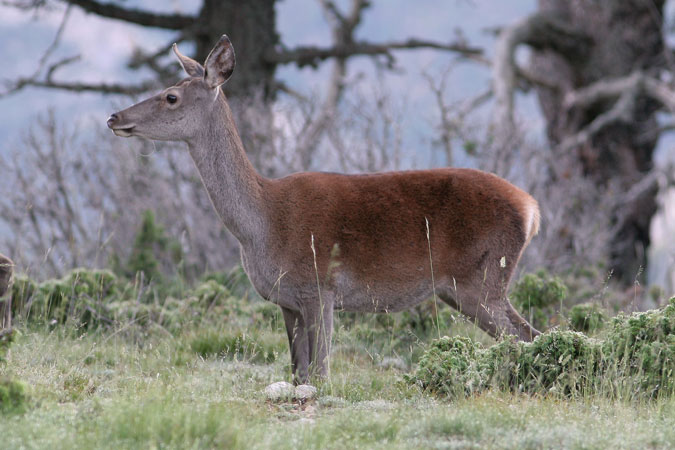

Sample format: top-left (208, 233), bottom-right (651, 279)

top-left (0, 329), bottom-right (13, 363)
top-left (512, 271), bottom-right (568, 330)
top-left (568, 303), bottom-right (606, 333)
top-left (408, 298), bottom-right (674, 400)
top-left (0, 378), bottom-right (28, 414)
top-left (10, 276), bottom-right (37, 318)
top-left (601, 299), bottom-right (674, 398)
top-left (11, 269), bottom-right (118, 329)
top-left (8, 269), bottom-right (276, 333)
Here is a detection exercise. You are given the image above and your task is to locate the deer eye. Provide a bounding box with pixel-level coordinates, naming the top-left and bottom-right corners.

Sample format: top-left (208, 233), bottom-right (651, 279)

top-left (166, 94), bottom-right (178, 104)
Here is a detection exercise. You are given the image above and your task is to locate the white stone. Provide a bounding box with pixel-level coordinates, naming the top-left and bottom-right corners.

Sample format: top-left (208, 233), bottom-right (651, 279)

top-left (264, 381), bottom-right (295, 401)
top-left (294, 384), bottom-right (317, 401)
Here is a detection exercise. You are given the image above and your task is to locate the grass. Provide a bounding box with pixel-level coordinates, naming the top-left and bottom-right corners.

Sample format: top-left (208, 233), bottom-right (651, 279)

top-left (0, 268), bottom-right (674, 448)
top-left (0, 323), bottom-right (673, 448)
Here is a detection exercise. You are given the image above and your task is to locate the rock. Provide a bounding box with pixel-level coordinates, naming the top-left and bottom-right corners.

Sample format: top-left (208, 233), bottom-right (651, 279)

top-left (264, 381), bottom-right (295, 401)
top-left (264, 381), bottom-right (318, 403)
top-left (294, 384), bottom-right (317, 401)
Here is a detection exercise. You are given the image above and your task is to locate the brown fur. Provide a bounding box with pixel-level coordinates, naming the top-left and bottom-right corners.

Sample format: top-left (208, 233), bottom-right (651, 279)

top-left (108, 35), bottom-right (541, 384)
top-left (265, 169), bottom-right (534, 305)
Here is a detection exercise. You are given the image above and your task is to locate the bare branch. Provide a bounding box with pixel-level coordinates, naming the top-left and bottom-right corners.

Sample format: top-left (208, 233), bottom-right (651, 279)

top-left (492, 14), bottom-right (541, 128)
top-left (644, 77), bottom-right (675, 112)
top-left (492, 11), bottom-right (589, 128)
top-left (558, 71), bottom-right (675, 151)
top-left (1, 54), bottom-right (157, 97)
top-left (293, 0), bottom-right (372, 167)
top-left (3, 75), bottom-right (156, 97)
top-left (127, 36), bottom-right (187, 74)
top-left (32, 4), bottom-right (72, 78)
top-left (267, 39), bottom-right (485, 68)
top-left (558, 90), bottom-right (637, 153)
top-left (62, 0), bottom-right (195, 30)
top-left (563, 71), bottom-right (644, 110)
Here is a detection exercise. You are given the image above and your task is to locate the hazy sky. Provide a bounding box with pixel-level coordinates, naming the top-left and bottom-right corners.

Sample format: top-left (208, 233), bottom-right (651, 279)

top-left (0, 0), bottom-right (539, 166)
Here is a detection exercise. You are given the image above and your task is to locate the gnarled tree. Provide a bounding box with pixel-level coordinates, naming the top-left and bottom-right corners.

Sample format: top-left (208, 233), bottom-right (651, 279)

top-left (493, 0), bottom-right (673, 284)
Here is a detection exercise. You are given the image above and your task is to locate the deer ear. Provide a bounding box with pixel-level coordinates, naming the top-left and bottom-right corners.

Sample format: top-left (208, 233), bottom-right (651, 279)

top-left (203, 34), bottom-right (236, 89)
top-left (173, 44), bottom-right (204, 77)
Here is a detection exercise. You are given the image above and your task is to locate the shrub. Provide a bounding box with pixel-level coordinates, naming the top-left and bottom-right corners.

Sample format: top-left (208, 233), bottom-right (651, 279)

top-left (408, 298), bottom-right (674, 400)
top-left (123, 210), bottom-right (183, 281)
top-left (11, 269), bottom-right (118, 329)
top-left (601, 298), bottom-right (674, 398)
top-left (0, 329), bottom-right (13, 363)
top-left (0, 378), bottom-right (28, 414)
top-left (568, 302), bottom-right (606, 333)
top-left (10, 276), bottom-right (37, 318)
top-left (407, 335), bottom-right (484, 397)
top-left (512, 270), bottom-right (568, 330)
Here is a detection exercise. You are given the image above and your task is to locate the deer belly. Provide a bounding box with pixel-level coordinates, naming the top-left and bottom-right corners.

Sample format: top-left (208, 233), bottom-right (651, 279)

top-left (333, 273), bottom-right (433, 313)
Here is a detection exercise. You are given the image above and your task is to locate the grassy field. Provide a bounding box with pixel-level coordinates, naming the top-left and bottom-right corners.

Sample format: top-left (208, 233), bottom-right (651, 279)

top-left (2, 327), bottom-right (674, 449)
top-left (0, 269), bottom-right (674, 449)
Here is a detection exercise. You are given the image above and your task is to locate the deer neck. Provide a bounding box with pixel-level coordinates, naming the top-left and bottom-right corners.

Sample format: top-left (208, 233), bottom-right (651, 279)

top-left (186, 95), bottom-right (267, 246)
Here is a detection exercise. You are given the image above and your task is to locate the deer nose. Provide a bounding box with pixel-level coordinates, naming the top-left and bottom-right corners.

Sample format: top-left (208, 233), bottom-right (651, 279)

top-left (107, 113), bottom-right (119, 128)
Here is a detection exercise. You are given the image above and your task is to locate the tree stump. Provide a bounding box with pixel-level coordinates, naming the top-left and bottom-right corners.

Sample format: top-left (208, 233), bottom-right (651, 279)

top-left (0, 253), bottom-right (13, 330)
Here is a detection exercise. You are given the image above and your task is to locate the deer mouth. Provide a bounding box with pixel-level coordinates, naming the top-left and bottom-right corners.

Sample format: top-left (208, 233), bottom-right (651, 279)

top-left (112, 126), bottom-right (135, 137)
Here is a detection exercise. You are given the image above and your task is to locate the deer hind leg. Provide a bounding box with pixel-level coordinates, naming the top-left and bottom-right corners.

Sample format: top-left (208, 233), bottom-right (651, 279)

top-left (281, 306), bottom-right (310, 384)
top-left (441, 258), bottom-right (540, 342)
top-left (439, 289), bottom-right (502, 338)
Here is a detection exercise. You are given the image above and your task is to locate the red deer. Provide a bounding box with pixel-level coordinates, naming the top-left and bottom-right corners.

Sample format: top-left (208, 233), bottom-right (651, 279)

top-left (107, 35), bottom-right (541, 383)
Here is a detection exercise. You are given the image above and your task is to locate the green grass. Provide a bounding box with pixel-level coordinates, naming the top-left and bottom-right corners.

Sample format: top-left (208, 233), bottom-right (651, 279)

top-left (0, 322), bottom-right (673, 449)
top-left (1, 269), bottom-right (673, 448)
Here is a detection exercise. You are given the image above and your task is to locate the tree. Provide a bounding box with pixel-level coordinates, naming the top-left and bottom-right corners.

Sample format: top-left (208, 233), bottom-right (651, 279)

top-left (491, 0), bottom-right (674, 284)
top-left (3, 0), bottom-right (674, 286)
top-left (3, 0), bottom-right (481, 100)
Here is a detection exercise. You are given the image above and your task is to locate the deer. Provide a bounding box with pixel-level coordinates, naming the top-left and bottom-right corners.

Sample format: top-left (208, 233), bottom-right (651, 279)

top-left (107, 35), bottom-right (541, 384)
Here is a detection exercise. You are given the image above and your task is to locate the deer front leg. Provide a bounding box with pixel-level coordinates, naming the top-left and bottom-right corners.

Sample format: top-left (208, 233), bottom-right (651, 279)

top-left (281, 306), bottom-right (310, 384)
top-left (305, 297), bottom-right (334, 380)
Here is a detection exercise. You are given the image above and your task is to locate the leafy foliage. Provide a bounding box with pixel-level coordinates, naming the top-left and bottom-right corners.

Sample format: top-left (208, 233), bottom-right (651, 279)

top-left (0, 378), bottom-right (28, 414)
top-left (568, 302), bottom-right (606, 332)
top-left (512, 270), bottom-right (568, 330)
top-left (123, 210), bottom-right (183, 281)
top-left (408, 298), bottom-right (675, 400)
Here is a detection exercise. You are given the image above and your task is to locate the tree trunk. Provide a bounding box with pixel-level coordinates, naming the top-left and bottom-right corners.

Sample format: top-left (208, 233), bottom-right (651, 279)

top-left (531, 0), bottom-right (664, 283)
top-left (0, 253), bottom-right (12, 330)
top-left (194, 0), bottom-right (279, 99)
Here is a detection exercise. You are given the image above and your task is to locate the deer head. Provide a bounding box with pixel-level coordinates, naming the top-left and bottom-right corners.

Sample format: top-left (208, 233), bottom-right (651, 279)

top-left (107, 35), bottom-right (236, 142)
